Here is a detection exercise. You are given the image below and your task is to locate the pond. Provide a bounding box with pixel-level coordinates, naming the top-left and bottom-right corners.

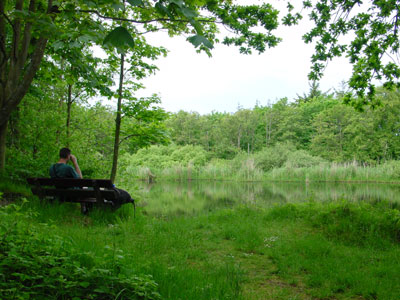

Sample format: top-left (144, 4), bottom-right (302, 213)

top-left (133, 180), bottom-right (400, 216)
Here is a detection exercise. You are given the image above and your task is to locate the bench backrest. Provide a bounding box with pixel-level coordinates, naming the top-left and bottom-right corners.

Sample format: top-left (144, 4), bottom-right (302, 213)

top-left (27, 178), bottom-right (114, 189)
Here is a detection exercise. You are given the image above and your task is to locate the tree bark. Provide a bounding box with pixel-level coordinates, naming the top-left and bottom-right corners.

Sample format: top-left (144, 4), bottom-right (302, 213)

top-left (110, 53), bottom-right (125, 183)
top-left (0, 0), bottom-right (51, 171)
top-left (0, 121), bottom-right (7, 172)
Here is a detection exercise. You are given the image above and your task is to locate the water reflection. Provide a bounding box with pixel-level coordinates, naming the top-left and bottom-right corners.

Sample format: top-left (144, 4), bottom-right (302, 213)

top-left (133, 180), bottom-right (400, 216)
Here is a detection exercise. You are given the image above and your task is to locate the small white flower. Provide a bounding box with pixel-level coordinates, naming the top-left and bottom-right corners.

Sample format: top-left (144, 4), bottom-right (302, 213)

top-left (264, 236), bottom-right (278, 247)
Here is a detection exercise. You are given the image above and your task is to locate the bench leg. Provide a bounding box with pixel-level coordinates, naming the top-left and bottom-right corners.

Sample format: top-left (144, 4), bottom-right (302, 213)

top-left (81, 203), bottom-right (91, 215)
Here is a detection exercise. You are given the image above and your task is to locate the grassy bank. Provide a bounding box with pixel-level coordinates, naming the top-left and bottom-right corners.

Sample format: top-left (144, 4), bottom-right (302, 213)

top-left (120, 160), bottom-right (400, 183)
top-left (1, 188), bottom-right (400, 299)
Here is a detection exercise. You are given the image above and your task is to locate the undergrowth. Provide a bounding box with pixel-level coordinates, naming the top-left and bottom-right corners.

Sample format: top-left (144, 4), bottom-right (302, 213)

top-left (0, 201), bottom-right (161, 300)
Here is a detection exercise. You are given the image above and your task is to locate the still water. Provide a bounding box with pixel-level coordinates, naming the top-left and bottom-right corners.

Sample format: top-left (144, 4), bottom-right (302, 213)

top-left (133, 180), bottom-right (400, 216)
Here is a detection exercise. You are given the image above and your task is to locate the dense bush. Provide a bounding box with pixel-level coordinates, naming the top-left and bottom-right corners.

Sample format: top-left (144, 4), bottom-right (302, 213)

top-left (284, 150), bottom-right (327, 168)
top-left (123, 144), bottom-right (209, 169)
top-left (253, 143), bottom-right (296, 172)
top-left (0, 203), bottom-right (161, 300)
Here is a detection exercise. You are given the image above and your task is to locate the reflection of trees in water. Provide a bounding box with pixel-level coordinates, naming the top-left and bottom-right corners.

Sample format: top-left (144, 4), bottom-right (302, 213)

top-left (266, 182), bottom-right (400, 204)
top-left (134, 181), bottom-right (400, 215)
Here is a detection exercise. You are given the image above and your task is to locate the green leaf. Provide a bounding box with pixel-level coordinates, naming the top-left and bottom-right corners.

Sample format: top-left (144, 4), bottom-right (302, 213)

top-left (169, 0), bottom-right (184, 7)
top-left (155, 2), bottom-right (173, 18)
top-left (103, 27), bottom-right (135, 49)
top-left (111, 3), bottom-right (124, 11)
top-left (80, 282), bottom-right (90, 288)
top-left (77, 35), bottom-right (92, 43)
top-left (83, 0), bottom-right (96, 7)
top-left (189, 19), bottom-right (203, 35)
top-left (52, 41), bottom-right (64, 51)
top-left (188, 35), bottom-right (213, 49)
top-left (127, 0), bottom-right (144, 6)
top-left (181, 7), bottom-right (197, 19)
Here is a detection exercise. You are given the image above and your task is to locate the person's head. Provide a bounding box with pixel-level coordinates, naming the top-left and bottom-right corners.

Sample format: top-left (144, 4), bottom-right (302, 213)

top-left (59, 147), bottom-right (71, 160)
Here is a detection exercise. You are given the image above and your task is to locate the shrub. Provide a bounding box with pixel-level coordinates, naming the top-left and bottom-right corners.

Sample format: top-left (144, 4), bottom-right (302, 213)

top-left (170, 145), bottom-right (209, 166)
top-left (284, 150), bottom-right (327, 168)
top-left (0, 203), bottom-right (161, 300)
top-left (254, 143), bottom-right (296, 172)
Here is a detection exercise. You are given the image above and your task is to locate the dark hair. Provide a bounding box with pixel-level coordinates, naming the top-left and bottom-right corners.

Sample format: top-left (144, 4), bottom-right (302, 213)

top-left (59, 147), bottom-right (71, 159)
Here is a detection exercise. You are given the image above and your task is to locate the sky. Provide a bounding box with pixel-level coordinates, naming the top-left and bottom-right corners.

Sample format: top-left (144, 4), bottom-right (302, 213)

top-left (134, 4), bottom-right (354, 115)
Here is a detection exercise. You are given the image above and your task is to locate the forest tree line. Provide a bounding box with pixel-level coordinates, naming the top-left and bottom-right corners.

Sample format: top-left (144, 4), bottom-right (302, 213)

top-left (5, 81), bottom-right (400, 182)
top-left (166, 87), bottom-right (400, 164)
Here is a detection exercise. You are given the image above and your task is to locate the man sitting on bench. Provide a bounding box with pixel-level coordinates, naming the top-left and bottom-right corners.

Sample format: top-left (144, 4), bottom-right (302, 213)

top-left (50, 147), bottom-right (82, 180)
top-left (50, 147), bottom-right (133, 211)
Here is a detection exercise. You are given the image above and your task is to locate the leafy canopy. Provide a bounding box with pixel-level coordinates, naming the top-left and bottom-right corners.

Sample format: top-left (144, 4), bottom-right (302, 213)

top-left (299, 0), bottom-right (400, 109)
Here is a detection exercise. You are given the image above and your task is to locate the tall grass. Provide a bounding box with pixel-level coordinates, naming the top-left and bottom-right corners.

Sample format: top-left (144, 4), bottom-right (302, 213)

top-left (266, 160), bottom-right (400, 182)
top-left (0, 174), bottom-right (31, 195)
top-left (120, 159), bottom-right (400, 183)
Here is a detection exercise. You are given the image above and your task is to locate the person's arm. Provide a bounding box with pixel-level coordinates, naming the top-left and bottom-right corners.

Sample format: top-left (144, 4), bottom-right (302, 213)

top-left (70, 154), bottom-right (83, 179)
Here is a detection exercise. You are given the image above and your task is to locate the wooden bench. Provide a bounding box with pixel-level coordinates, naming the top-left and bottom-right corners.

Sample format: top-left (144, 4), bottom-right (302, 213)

top-left (27, 178), bottom-right (135, 215)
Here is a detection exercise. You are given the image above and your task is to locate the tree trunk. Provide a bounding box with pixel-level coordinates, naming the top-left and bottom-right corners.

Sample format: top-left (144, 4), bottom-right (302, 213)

top-left (265, 111), bottom-right (272, 146)
top-left (0, 0), bottom-right (51, 172)
top-left (237, 126), bottom-right (242, 149)
top-left (66, 83), bottom-right (72, 147)
top-left (110, 53), bottom-right (125, 183)
top-left (0, 122), bottom-right (7, 172)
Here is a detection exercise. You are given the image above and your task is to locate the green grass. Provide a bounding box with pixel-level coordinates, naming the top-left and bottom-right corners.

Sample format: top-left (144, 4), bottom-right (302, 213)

top-left (0, 174), bottom-right (31, 195)
top-left (1, 187), bottom-right (398, 300)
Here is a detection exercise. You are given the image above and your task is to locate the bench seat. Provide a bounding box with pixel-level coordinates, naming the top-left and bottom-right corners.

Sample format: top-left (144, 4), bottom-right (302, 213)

top-left (26, 177), bottom-right (130, 214)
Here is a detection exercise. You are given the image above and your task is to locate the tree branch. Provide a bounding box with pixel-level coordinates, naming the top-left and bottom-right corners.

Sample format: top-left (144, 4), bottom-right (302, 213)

top-left (137, 27), bottom-right (170, 35)
top-left (74, 9), bottom-right (219, 25)
top-left (0, 11), bottom-right (14, 28)
top-left (0, 12), bottom-right (12, 67)
top-left (72, 90), bottom-right (83, 102)
top-left (119, 133), bottom-right (139, 145)
top-left (17, 0), bottom-right (36, 74)
top-left (0, 36), bottom-right (48, 127)
top-left (11, 0), bottom-right (23, 60)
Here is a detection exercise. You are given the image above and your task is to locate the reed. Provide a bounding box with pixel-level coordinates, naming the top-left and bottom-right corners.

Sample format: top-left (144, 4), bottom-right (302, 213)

top-left (265, 160), bottom-right (400, 183)
top-left (121, 160), bottom-right (400, 183)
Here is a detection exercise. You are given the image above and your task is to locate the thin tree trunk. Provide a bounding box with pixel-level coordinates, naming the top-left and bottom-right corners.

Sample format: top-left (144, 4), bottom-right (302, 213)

top-left (110, 53), bottom-right (125, 183)
top-left (265, 112), bottom-right (272, 147)
top-left (56, 59), bottom-right (66, 145)
top-left (66, 83), bottom-right (72, 147)
top-left (237, 126), bottom-right (242, 149)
